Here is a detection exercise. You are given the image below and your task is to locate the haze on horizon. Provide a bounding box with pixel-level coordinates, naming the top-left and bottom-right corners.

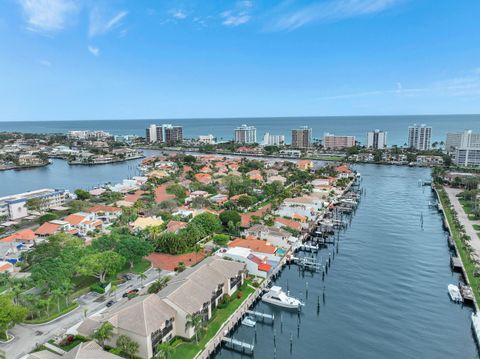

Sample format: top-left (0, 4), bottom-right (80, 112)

top-left (0, 0), bottom-right (479, 122)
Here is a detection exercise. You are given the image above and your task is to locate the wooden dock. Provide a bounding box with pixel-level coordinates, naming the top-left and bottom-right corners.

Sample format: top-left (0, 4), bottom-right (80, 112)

top-left (222, 337), bottom-right (254, 355)
top-left (246, 310), bottom-right (274, 323)
top-left (451, 256), bottom-right (463, 271)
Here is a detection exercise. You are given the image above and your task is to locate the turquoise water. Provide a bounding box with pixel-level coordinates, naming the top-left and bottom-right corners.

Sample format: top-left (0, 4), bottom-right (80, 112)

top-left (215, 164), bottom-right (478, 359)
top-left (1, 114), bottom-right (479, 146)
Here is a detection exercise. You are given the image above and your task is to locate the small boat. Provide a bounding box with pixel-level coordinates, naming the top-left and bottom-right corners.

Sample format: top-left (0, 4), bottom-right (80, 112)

top-left (262, 286), bottom-right (304, 309)
top-left (448, 284), bottom-right (463, 303)
top-left (241, 316), bottom-right (256, 327)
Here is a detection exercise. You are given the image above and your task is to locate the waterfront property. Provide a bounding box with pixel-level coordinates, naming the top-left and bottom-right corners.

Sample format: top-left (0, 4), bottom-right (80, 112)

top-left (0, 188), bottom-right (68, 220)
top-left (77, 257), bottom-right (246, 359)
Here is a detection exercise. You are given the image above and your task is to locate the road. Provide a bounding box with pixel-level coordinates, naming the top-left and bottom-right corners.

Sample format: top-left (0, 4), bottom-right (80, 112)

top-left (1, 267), bottom-right (167, 359)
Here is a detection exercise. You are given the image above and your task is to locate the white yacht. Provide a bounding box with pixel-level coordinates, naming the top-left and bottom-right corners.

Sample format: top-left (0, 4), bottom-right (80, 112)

top-left (448, 284), bottom-right (463, 303)
top-left (262, 286), bottom-right (304, 309)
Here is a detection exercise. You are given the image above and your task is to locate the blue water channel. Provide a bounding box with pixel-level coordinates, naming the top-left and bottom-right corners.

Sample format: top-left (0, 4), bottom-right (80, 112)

top-left (215, 164), bottom-right (478, 359)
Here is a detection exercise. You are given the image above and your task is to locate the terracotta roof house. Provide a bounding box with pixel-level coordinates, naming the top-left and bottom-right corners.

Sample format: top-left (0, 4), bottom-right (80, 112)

top-left (274, 217), bottom-right (303, 232)
top-left (130, 216), bottom-right (164, 231)
top-left (35, 222), bottom-right (62, 237)
top-left (195, 173), bottom-right (212, 184)
top-left (229, 237), bottom-right (277, 255)
top-left (85, 205), bottom-right (122, 223)
top-left (0, 261), bottom-right (14, 273)
top-left (298, 160), bottom-right (313, 171)
top-left (155, 184), bottom-right (177, 204)
top-left (166, 220), bottom-right (188, 233)
top-left (247, 170), bottom-right (264, 181)
top-left (0, 229), bottom-right (36, 244)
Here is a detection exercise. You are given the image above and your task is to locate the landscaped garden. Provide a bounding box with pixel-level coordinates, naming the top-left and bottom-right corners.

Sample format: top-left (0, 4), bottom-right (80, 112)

top-left (170, 282), bottom-right (255, 359)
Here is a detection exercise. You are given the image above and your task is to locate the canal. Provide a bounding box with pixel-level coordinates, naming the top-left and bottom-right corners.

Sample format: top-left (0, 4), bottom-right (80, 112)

top-left (216, 164), bottom-right (479, 359)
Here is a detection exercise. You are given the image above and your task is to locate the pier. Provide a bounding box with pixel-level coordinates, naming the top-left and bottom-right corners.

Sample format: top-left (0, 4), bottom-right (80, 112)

top-left (246, 310), bottom-right (275, 323)
top-left (221, 337), bottom-right (254, 355)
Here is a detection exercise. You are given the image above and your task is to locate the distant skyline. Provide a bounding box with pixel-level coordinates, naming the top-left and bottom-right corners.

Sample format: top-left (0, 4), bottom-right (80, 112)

top-left (1, 1), bottom-right (480, 121)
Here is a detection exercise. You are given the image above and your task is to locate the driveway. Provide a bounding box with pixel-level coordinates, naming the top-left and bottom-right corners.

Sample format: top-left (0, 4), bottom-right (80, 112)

top-left (1, 267), bottom-right (167, 359)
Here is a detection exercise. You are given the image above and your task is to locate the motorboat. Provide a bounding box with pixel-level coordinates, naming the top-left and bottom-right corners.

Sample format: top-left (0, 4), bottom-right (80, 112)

top-left (262, 286), bottom-right (304, 309)
top-left (448, 284), bottom-right (463, 303)
top-left (241, 316), bottom-right (256, 327)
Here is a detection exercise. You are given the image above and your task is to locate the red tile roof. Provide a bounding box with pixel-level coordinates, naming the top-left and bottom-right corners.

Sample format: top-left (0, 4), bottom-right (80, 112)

top-left (64, 214), bottom-right (86, 226)
top-left (85, 205), bottom-right (122, 213)
top-left (229, 238), bottom-right (276, 254)
top-left (195, 173), bottom-right (212, 184)
top-left (275, 217), bottom-right (302, 231)
top-left (35, 222), bottom-right (61, 236)
top-left (336, 165), bottom-right (352, 174)
top-left (258, 263), bottom-right (272, 272)
top-left (0, 262), bottom-right (13, 272)
top-left (166, 220), bottom-right (188, 233)
top-left (0, 229), bottom-right (36, 243)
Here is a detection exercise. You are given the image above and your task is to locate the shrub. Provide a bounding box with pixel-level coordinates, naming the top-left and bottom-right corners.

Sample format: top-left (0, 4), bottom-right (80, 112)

top-left (212, 234), bottom-right (230, 246)
top-left (90, 283), bottom-right (105, 294)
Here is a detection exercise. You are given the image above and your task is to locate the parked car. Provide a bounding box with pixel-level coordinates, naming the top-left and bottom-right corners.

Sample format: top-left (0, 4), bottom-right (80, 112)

top-left (122, 289), bottom-right (139, 298)
top-left (121, 274), bottom-right (133, 281)
top-left (106, 300), bottom-right (115, 307)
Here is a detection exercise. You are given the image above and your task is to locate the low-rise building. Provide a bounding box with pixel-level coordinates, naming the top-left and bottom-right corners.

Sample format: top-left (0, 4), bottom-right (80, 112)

top-left (217, 247), bottom-right (272, 278)
top-left (0, 188), bottom-right (67, 220)
top-left (245, 224), bottom-right (293, 248)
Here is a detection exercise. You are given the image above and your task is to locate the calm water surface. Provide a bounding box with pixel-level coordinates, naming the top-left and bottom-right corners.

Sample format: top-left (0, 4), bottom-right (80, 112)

top-left (216, 164), bottom-right (478, 359)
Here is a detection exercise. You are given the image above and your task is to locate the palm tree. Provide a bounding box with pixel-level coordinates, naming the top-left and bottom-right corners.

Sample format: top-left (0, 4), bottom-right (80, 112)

top-left (117, 335), bottom-right (139, 359)
top-left (156, 341), bottom-right (175, 359)
top-left (52, 289), bottom-right (63, 313)
top-left (185, 313), bottom-right (203, 343)
top-left (94, 322), bottom-right (114, 348)
top-left (138, 272), bottom-right (147, 286)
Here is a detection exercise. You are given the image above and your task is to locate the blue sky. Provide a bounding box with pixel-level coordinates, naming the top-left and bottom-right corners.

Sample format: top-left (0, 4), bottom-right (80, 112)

top-left (0, 0), bottom-right (479, 121)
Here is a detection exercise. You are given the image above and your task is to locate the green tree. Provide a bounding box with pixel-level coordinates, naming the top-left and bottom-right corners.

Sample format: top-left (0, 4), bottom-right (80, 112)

top-left (74, 189), bottom-right (91, 201)
top-left (190, 212), bottom-right (222, 234)
top-left (79, 251), bottom-right (126, 283)
top-left (37, 212), bottom-right (59, 225)
top-left (26, 198), bottom-right (44, 212)
top-left (156, 341), bottom-right (175, 359)
top-left (185, 313), bottom-right (203, 344)
top-left (0, 294), bottom-right (28, 340)
top-left (94, 321), bottom-right (114, 348)
top-left (117, 335), bottom-right (140, 359)
top-left (212, 234), bottom-right (230, 246)
top-left (115, 237), bottom-right (153, 268)
top-left (31, 257), bottom-right (73, 294)
top-left (219, 210), bottom-right (241, 227)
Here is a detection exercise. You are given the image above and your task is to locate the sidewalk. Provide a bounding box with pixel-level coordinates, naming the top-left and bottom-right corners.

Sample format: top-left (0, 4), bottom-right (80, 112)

top-left (445, 187), bottom-right (480, 257)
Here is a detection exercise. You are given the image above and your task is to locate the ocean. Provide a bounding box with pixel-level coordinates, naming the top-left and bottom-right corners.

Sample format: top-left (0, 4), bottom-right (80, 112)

top-left (1, 114), bottom-right (479, 146)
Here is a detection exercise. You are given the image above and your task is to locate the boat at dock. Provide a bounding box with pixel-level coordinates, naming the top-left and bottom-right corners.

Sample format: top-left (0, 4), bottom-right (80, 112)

top-left (241, 316), bottom-right (256, 327)
top-left (448, 284), bottom-right (463, 303)
top-left (262, 286), bottom-right (304, 309)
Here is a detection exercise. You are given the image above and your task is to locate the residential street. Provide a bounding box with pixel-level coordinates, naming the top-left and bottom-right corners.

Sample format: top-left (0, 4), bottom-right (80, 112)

top-left (2, 267), bottom-right (165, 359)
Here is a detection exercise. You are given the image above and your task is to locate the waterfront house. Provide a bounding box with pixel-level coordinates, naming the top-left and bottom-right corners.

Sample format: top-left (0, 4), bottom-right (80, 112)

top-left (335, 165), bottom-right (354, 178)
top-left (78, 295), bottom-right (176, 359)
top-left (228, 237), bottom-right (280, 261)
top-left (0, 188), bottom-right (67, 220)
top-left (245, 224), bottom-right (294, 248)
top-left (216, 246), bottom-right (272, 278)
top-left (274, 217), bottom-right (303, 232)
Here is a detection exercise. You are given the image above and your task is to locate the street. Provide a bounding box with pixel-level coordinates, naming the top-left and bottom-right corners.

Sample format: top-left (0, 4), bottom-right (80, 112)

top-left (2, 267), bottom-right (167, 359)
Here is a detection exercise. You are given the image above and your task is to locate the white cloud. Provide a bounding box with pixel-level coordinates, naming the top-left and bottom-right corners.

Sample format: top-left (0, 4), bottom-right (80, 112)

top-left (170, 9), bottom-right (187, 19)
top-left (89, 8), bottom-right (128, 37)
top-left (17, 0), bottom-right (77, 32)
top-left (222, 12), bottom-right (251, 26)
top-left (88, 46), bottom-right (100, 56)
top-left (268, 0), bottom-right (404, 31)
top-left (221, 1), bottom-right (253, 27)
top-left (319, 68), bottom-right (480, 101)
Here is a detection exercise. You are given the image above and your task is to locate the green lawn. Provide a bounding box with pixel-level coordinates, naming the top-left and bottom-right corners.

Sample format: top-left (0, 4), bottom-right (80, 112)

top-left (438, 188), bottom-right (480, 304)
top-left (118, 259), bottom-right (151, 276)
top-left (24, 302), bottom-right (79, 324)
top-left (171, 283), bottom-right (255, 359)
top-left (474, 224), bottom-right (480, 231)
